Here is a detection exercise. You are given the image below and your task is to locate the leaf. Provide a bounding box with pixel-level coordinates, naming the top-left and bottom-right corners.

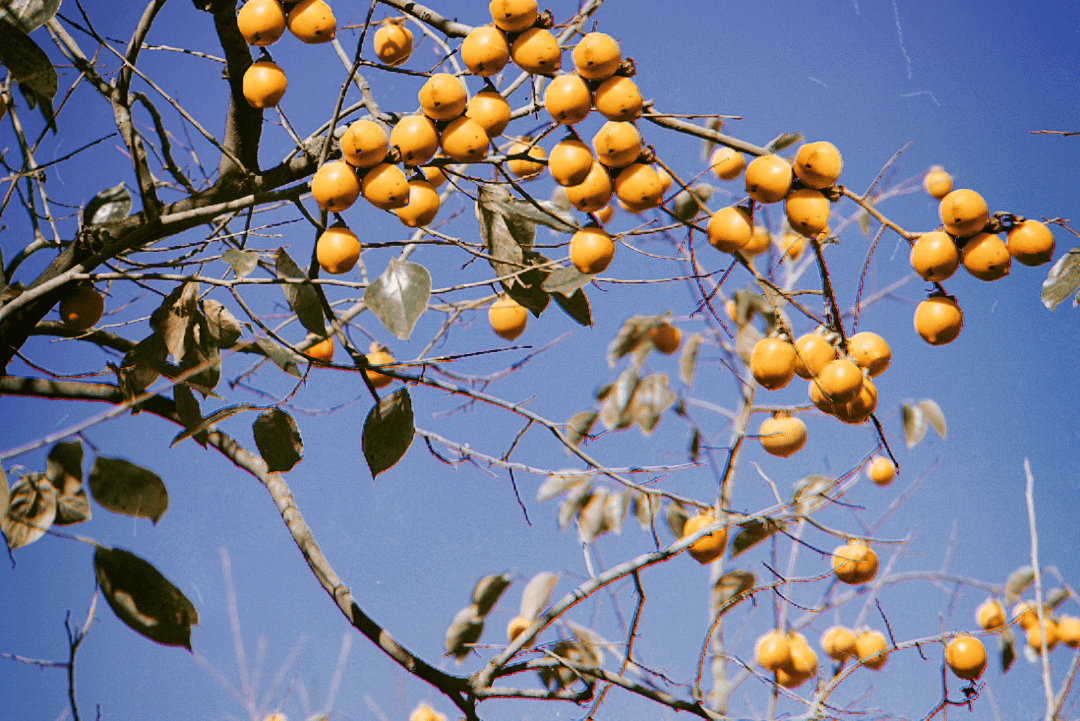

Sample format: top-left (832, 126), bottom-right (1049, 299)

top-left (479, 184), bottom-right (532, 282)
top-left (999, 627), bottom-right (1016, 673)
top-left (542, 265), bottom-right (592, 296)
top-left (629, 373), bottom-right (676, 435)
top-left (364, 258), bottom-right (431, 340)
top-left (82, 182), bottom-right (131, 226)
top-left (598, 367), bottom-right (640, 430)
top-left (0, 0), bottom-right (63, 33)
top-left (254, 335), bottom-right (301, 377)
top-left (200, 299), bottom-right (242, 348)
top-left (520, 572), bottom-right (559, 620)
top-left (171, 403), bottom-right (258, 447)
top-left (252, 408), bottom-right (303, 473)
top-left (713, 569), bottom-right (755, 611)
top-left (565, 410), bottom-right (597, 449)
top-left (490, 199), bottom-right (578, 233)
top-left (552, 288), bottom-right (591, 327)
top-left (918, 399), bottom-right (947, 440)
top-left (151, 283), bottom-right (199, 363)
top-left (767, 132), bottom-right (803, 153)
top-left (537, 471), bottom-right (589, 502)
top-left (607, 316), bottom-right (652, 366)
top-left (901, 401), bottom-right (927, 448)
top-left (1045, 587), bottom-right (1069, 610)
top-left (631, 491), bottom-right (657, 530)
top-left (604, 490), bottom-right (630, 536)
top-left (577, 487), bottom-right (608, 543)
top-left (502, 271), bottom-right (550, 317)
top-left (680, 332), bottom-right (704, 387)
top-left (181, 306), bottom-right (222, 393)
top-left (731, 518), bottom-right (780, 558)
top-left (222, 249), bottom-right (259, 280)
top-left (88, 457), bottom-right (169, 524)
top-left (275, 248), bottom-right (325, 337)
top-left (119, 334), bottom-right (169, 397)
top-left (735, 323), bottom-right (763, 366)
top-left (558, 480), bottom-right (592, 530)
top-left (0, 465), bottom-right (9, 520)
top-left (1, 472), bottom-right (56, 551)
top-left (93, 546), bottom-right (198, 650)
top-left (1005, 566), bottom-right (1035, 605)
top-left (46, 441), bottom-right (90, 525)
top-left (444, 604), bottom-right (484, 662)
top-left (665, 500), bottom-right (689, 540)
top-left (0, 20), bottom-right (56, 131)
top-left (362, 388), bottom-right (414, 478)
top-left (172, 383), bottom-right (208, 447)
top-left (792, 474), bottom-right (833, 516)
top-left (689, 428), bottom-right (701, 462)
top-left (1041, 245), bottom-right (1080, 311)
top-left (472, 574), bottom-right (512, 617)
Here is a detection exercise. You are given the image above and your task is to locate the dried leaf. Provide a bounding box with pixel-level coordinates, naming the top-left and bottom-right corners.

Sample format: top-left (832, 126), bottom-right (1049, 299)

top-left (1005, 566), bottom-right (1035, 606)
top-left (363, 258), bottom-right (431, 340)
top-left (578, 487), bottom-right (608, 544)
top-left (275, 248), bottom-right (325, 337)
top-left (222, 249), bottom-right (259, 280)
top-left (536, 471), bottom-right (589, 502)
top-left (151, 283), bottom-right (199, 363)
top-left (445, 604), bottom-right (484, 662)
top-left (82, 182), bottom-right (131, 226)
top-left (362, 388), bottom-right (414, 478)
top-left (604, 490), bottom-right (630, 536)
top-left (901, 401), bottom-right (927, 448)
top-left (999, 627), bottom-right (1016, 673)
top-left (2, 472), bottom-right (56, 551)
top-left (665, 500), bottom-right (689, 540)
top-left (490, 199), bottom-right (578, 233)
top-left (253, 408), bottom-right (303, 473)
top-left (1041, 245), bottom-right (1080, 311)
top-left (479, 184), bottom-right (530, 282)
top-left (254, 335), bottom-right (301, 377)
top-left (792, 474), bottom-right (833, 516)
top-left (713, 569), bottom-right (755, 611)
top-left (631, 491), bottom-right (656, 530)
top-left (172, 383), bottom-right (208, 447)
top-left (171, 403), bottom-right (257, 447)
top-left (472, 574), bottom-right (512, 617)
top-left (598, 366), bottom-right (639, 430)
top-left (0, 0), bottom-right (62, 33)
top-left (0, 465), bottom-right (9, 520)
top-left (607, 316), bottom-right (652, 366)
top-left (201, 299), bottom-right (242, 348)
top-left (735, 323), bottom-right (763, 366)
top-left (689, 428), bottom-right (701, 462)
top-left (558, 480), bottom-right (592, 530)
top-left (88, 457), bottom-right (169, 524)
top-left (918, 399), bottom-right (947, 440)
top-left (0, 20), bottom-right (56, 130)
top-left (520, 572), bottom-right (559, 620)
top-left (120, 334), bottom-right (169, 396)
top-left (540, 639), bottom-right (599, 689)
top-left (679, 332), bottom-right (704, 387)
top-left (767, 132), bottom-right (803, 153)
top-left (629, 373), bottom-right (675, 435)
top-left (46, 441), bottom-right (90, 525)
top-left (542, 265), bottom-right (592, 296)
top-left (1045, 587), bottom-right (1069, 610)
top-left (731, 518), bottom-right (780, 558)
top-left (564, 410), bottom-right (597, 449)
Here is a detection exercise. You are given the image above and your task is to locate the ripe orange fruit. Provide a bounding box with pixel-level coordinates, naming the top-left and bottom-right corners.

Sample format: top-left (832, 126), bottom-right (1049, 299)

top-left (364, 347), bottom-right (395, 389)
top-left (785, 188), bottom-right (830, 236)
top-left (373, 18), bottom-right (412, 66)
top-left (593, 76), bottom-right (642, 122)
top-left (572, 32), bottom-right (621, 80)
top-left (1006, 219), bottom-right (1055, 266)
top-left (570, 226), bottom-right (615, 274)
top-left (489, 0), bottom-right (537, 33)
top-left (1057, 616), bottom-right (1080, 648)
top-left (867, 456), bottom-right (895, 486)
top-left (945, 635), bottom-right (986, 681)
top-left (847, 332), bottom-right (890, 377)
top-left (960, 232), bottom-right (1011, 281)
top-left (820, 626), bottom-right (857, 662)
top-left (441, 117), bottom-right (490, 163)
top-left (421, 156), bottom-right (447, 188)
top-left (745, 154), bottom-right (792, 204)
top-left (707, 206), bottom-right (753, 253)
top-left (316, 224), bottom-right (361, 274)
top-left (814, 358), bottom-right (864, 404)
top-left (808, 379), bottom-right (837, 415)
top-left (778, 634), bottom-right (818, 688)
top-left (242, 60), bottom-right (287, 108)
top-left (548, 139), bottom-right (593, 187)
top-left (510, 27), bottom-right (561, 75)
top-left (742, 225), bottom-right (771, 257)
top-left (976, 599), bottom-right (1006, 631)
top-left (506, 141), bottom-right (545, 179)
top-left (759, 413), bottom-right (807, 458)
top-left (832, 540), bottom-right (878, 584)
top-left (60, 285), bottom-right (105, 331)
top-left (613, 163), bottom-right (663, 211)
top-left (419, 73), bottom-right (467, 121)
top-left (543, 74), bottom-right (592, 125)
top-left (776, 231), bottom-right (807, 261)
top-left (592, 121), bottom-right (641, 168)
top-left (793, 333), bottom-right (836, 379)
top-left (793, 141), bottom-right (842, 189)
top-left (311, 160), bottom-right (360, 212)
top-left (564, 161), bottom-right (614, 212)
top-left (834, 376), bottom-right (877, 425)
top-left (409, 703), bottom-right (446, 721)
top-left (286, 0), bottom-right (335, 43)
top-left (856, 630), bottom-right (888, 670)
top-left (910, 230), bottom-right (960, 282)
top-left (751, 337), bottom-right (797, 390)
top-left (1013, 601), bottom-right (1039, 630)
top-left (360, 163), bottom-right (410, 210)
top-left (466, 90), bottom-right (511, 138)
top-left (489, 295), bottom-right (528, 340)
top-left (1027, 619), bottom-right (1059, 652)
top-left (461, 25), bottom-right (510, 77)
top-left (341, 119), bottom-right (388, 168)
top-left (682, 512), bottom-right (728, 564)
top-left (237, 0), bottom-right (286, 46)
top-left (939, 189), bottom-right (989, 237)
top-left (390, 115), bottom-right (439, 166)
top-left (650, 322), bottom-right (681, 354)
top-left (395, 179), bottom-right (440, 227)
top-left (594, 204), bottom-right (615, 224)
top-left (710, 146), bottom-right (746, 181)
top-left (914, 296), bottom-right (963, 346)
top-left (306, 335), bottom-right (335, 362)
top-left (755, 630), bottom-right (792, 672)
top-left (507, 615), bottom-right (531, 642)
top-left (923, 165), bottom-right (953, 199)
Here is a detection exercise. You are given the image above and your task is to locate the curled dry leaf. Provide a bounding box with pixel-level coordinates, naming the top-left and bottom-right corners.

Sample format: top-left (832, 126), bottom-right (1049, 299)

top-left (445, 604), bottom-right (484, 662)
top-left (2, 472), bottom-right (57, 552)
top-left (665, 500), bottom-right (689, 540)
top-left (1005, 566), bottom-right (1035, 606)
top-left (918, 399), bottom-right (947, 439)
top-left (713, 569), bottom-right (755, 612)
top-left (536, 470), bottom-right (589, 502)
top-left (520, 571), bottom-right (558, 620)
top-left (46, 441), bottom-right (90, 525)
top-left (679, 332), bottom-right (704, 387)
top-left (558, 480), bottom-right (592, 530)
top-left (472, 574), bottom-right (512, 617)
top-left (577, 487), bottom-right (608, 543)
top-left (604, 489), bottom-right (631, 535)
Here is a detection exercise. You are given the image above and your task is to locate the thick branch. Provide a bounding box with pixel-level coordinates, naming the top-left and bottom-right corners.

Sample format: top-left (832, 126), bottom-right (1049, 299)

top-left (212, 0), bottom-right (262, 180)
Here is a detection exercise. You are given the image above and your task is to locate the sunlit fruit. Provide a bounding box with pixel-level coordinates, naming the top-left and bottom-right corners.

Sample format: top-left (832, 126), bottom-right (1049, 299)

top-left (548, 139), bottom-right (593, 186)
top-left (390, 115), bottom-right (439, 166)
top-left (489, 0), bottom-right (537, 33)
top-left (316, 223), bottom-right (361, 274)
top-left (710, 146), bottom-right (745, 181)
top-left (60, 285), bottom-right (104, 331)
top-left (960, 232), bottom-right (1011, 281)
top-left (759, 412), bottom-right (807, 458)
top-left (793, 333), bottom-right (836, 379)
top-left (923, 165), bottom-right (953, 199)
top-left (237, 0), bottom-right (286, 46)
top-left (785, 188), bottom-right (830, 236)
top-left (778, 634), bottom-right (818, 688)
top-left (614, 163), bottom-right (663, 211)
top-left (1027, 618), bottom-right (1059, 652)
top-left (441, 116), bottom-right (490, 163)
top-left (832, 540), bottom-right (878, 584)
top-left (821, 626), bottom-right (858, 662)
top-left (306, 335), bottom-right (334, 362)
top-left (365, 347), bottom-right (395, 389)
top-left (1057, 616), bottom-right (1080, 648)
top-left (745, 154), bottom-right (792, 203)
top-left (466, 90), bottom-right (511, 138)
top-left (461, 25), bottom-right (510, 76)
top-left (776, 231), bottom-right (807, 261)
top-left (564, 161), bottom-right (613, 212)
top-left (742, 225), bottom-right (770, 256)
top-left (544, 74), bottom-right (592, 125)
top-left (242, 60), bottom-right (287, 108)
top-left (507, 615), bottom-right (531, 642)
top-left (395, 179), bottom-right (440, 227)
top-left (847, 332), bottom-right (890, 377)
top-left (856, 630), bottom-right (888, 670)
top-left (594, 204), bottom-right (614, 224)
top-left (311, 160), bottom-right (359, 211)
top-left (1014, 602), bottom-right (1039, 630)
top-left (650, 322), bottom-right (681, 354)
top-left (506, 141), bottom-right (545, 179)
top-left (510, 27), bottom-right (561, 75)
top-left (374, 18), bottom-right (412, 66)
top-left (419, 73), bottom-right (467, 121)
top-left (707, 206), bottom-right (752, 253)
top-left (572, 32), bottom-right (621, 80)
top-left (593, 121), bottom-right (641, 168)
top-left (793, 141), bottom-right (842, 189)
top-left (286, 0), bottom-right (335, 43)
top-left (755, 630), bottom-right (792, 672)
top-left (409, 703), bottom-right (446, 721)
top-left (939, 189), bottom-right (989, 237)
top-left (489, 294), bottom-right (528, 340)
top-left (833, 376), bottom-right (877, 424)
top-left (751, 337), bottom-right (797, 390)
top-left (976, 598), bottom-right (1006, 631)
top-left (421, 157), bottom-right (447, 188)
top-left (682, 512), bottom-right (728, 564)
top-left (360, 163), bottom-right (410, 210)
top-left (1006, 219), bottom-right (1055, 266)
top-left (910, 230), bottom-right (960, 282)
top-left (808, 379), bottom-right (837, 415)
top-left (593, 75), bottom-right (642, 121)
top-left (340, 119), bottom-right (388, 168)
top-left (814, 358), bottom-right (864, 404)
top-left (914, 295), bottom-right (963, 346)
top-left (570, 226), bottom-right (615, 274)
top-left (868, 456), bottom-right (895, 486)
top-left (945, 635), bottom-right (986, 681)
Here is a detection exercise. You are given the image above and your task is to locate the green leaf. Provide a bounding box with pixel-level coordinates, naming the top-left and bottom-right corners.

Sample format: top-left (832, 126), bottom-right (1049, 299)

top-left (901, 401), bottom-right (927, 448)
top-left (254, 335), bottom-right (301, 377)
top-left (713, 569), bottom-right (755, 612)
top-left (472, 574), bottom-right (512, 617)
top-left (679, 332), bottom-right (704, 387)
top-left (552, 288), bottom-right (591, 327)
top-left (93, 546), bottom-right (199, 651)
top-left (479, 184), bottom-right (530, 282)
top-left (0, 0), bottom-right (63, 33)
top-left (275, 248), bottom-right (325, 337)
top-left (1005, 566), bottom-right (1035, 605)
top-left (542, 265), bottom-right (592, 296)
top-left (0, 20), bottom-right (56, 131)
top-left (252, 408), bottom-right (303, 473)
top-left (88, 457), bottom-right (169, 524)
top-left (362, 388), bottom-right (414, 478)
top-left (1041, 245), bottom-right (1080, 311)
top-left (82, 182), bottom-right (131, 226)
top-left (731, 517), bottom-right (780, 558)
top-left (222, 249), bottom-right (259, 280)
top-left (918, 399), bottom-right (947, 439)
top-left (45, 441), bottom-right (90, 525)
top-left (171, 403), bottom-right (258, 447)
top-left (1, 472), bottom-right (56, 551)
top-left (363, 258), bottom-right (431, 341)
